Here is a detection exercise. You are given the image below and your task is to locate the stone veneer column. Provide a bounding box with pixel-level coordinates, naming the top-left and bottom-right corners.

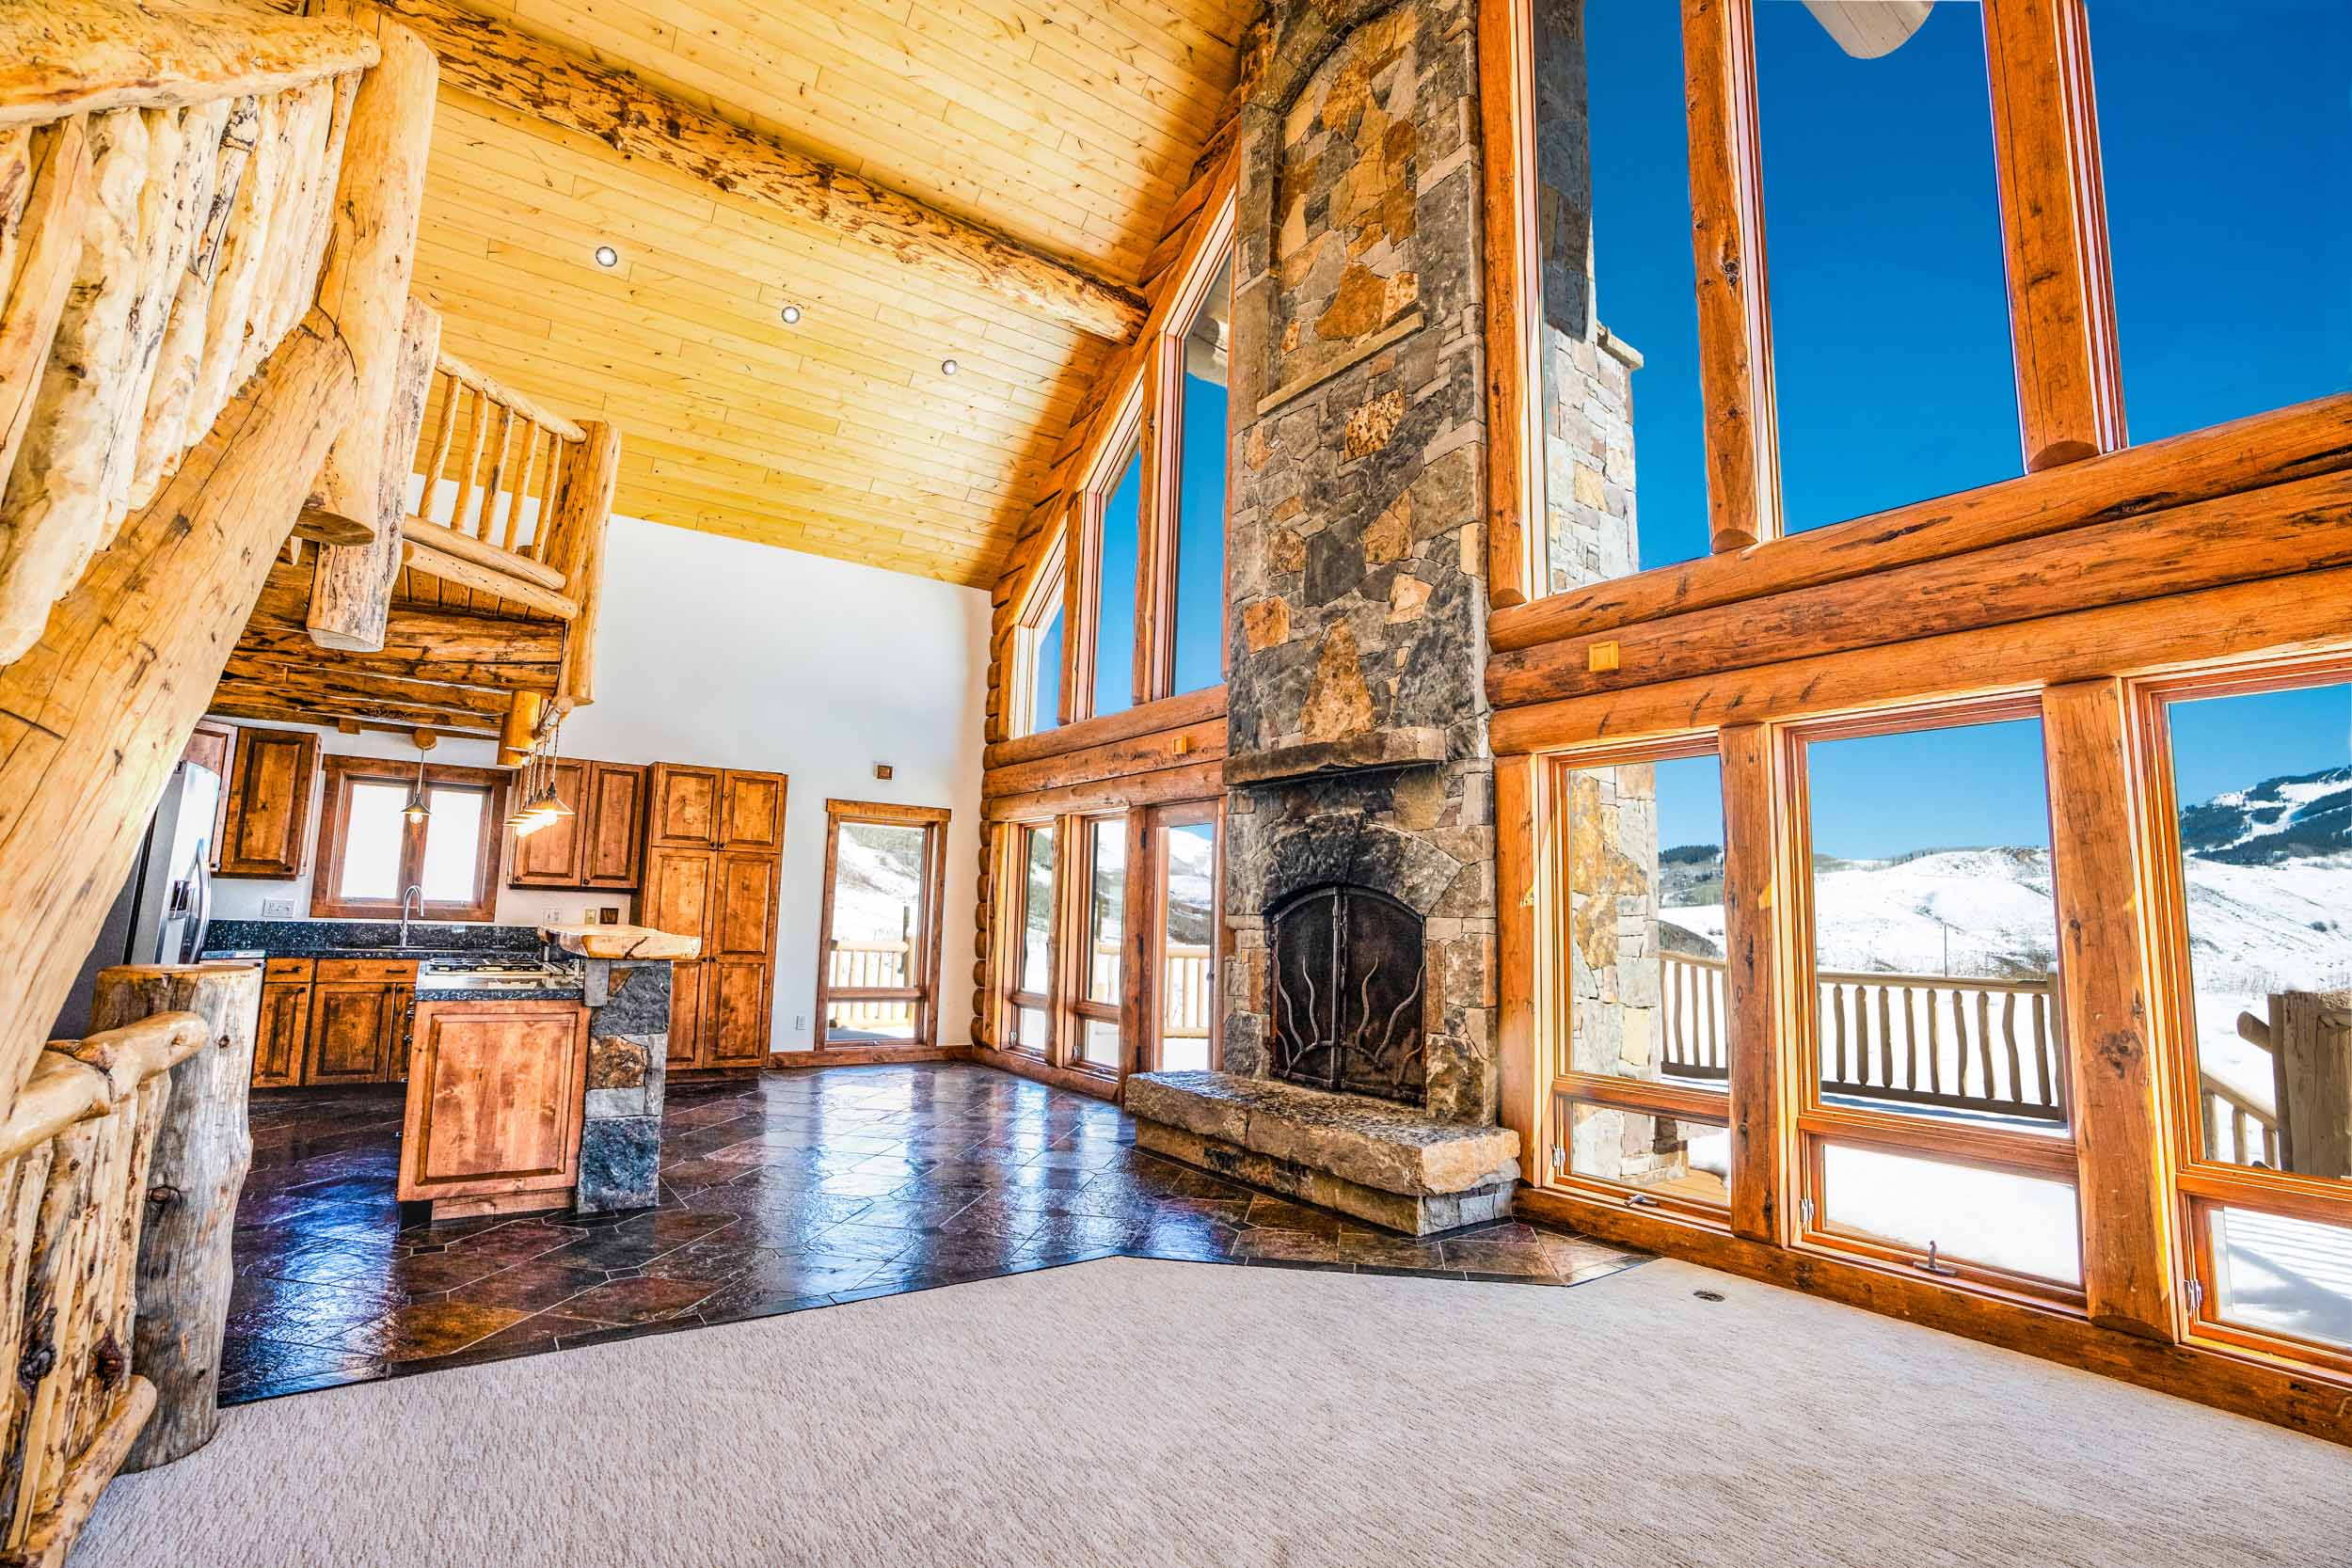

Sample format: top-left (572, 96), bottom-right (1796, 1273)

top-left (574, 958), bottom-right (670, 1212)
top-left (1221, 0), bottom-right (1500, 1124)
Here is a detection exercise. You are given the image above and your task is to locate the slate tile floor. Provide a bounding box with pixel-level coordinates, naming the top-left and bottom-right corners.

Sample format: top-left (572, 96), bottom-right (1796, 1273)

top-left (227, 1064), bottom-right (1650, 1403)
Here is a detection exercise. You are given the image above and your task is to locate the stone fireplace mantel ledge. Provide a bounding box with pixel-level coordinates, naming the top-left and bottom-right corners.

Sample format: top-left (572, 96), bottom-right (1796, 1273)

top-left (1222, 727), bottom-right (1447, 789)
top-left (1125, 1071), bottom-right (1518, 1198)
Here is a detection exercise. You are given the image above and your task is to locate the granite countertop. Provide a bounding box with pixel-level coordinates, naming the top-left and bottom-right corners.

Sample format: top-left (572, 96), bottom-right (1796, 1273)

top-left (413, 974), bottom-right (587, 1005)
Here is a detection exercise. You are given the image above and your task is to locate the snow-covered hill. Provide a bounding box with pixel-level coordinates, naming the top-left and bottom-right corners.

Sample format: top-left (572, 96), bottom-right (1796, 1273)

top-left (1656, 768), bottom-right (2352, 1113)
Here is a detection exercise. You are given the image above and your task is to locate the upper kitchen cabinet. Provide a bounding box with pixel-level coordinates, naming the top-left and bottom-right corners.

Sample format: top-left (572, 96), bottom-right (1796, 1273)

top-left (508, 759), bottom-right (647, 890)
top-left (646, 764), bottom-right (723, 849)
top-left (215, 725), bottom-right (320, 879)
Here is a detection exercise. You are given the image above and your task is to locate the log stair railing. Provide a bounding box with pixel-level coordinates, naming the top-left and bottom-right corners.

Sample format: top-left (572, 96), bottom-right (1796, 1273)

top-left (0, 1011), bottom-right (205, 1568)
top-left (0, 0), bottom-right (388, 665)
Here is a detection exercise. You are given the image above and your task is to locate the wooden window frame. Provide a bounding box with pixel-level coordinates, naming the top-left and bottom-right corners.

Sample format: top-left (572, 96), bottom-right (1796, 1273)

top-left (310, 755), bottom-right (507, 923)
top-left (1073, 391), bottom-right (1148, 723)
top-left (1066, 812), bottom-right (1129, 1078)
top-left (1147, 222), bottom-right (1238, 700)
top-left (1002, 818), bottom-right (1061, 1059)
top-left (2130, 652), bottom-right (2352, 1374)
top-left (1539, 735), bottom-right (1736, 1225)
top-left (1779, 695), bottom-right (2088, 1307)
top-left (1488, 0), bottom-right (2129, 589)
top-left (1140, 798), bottom-right (1225, 1073)
top-left (812, 800), bottom-right (951, 1052)
top-left (1057, 199), bottom-right (1238, 724)
top-left (1010, 534), bottom-right (1068, 738)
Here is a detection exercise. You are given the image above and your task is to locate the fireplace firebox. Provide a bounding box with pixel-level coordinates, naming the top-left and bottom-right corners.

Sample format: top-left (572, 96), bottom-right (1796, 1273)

top-left (1267, 884), bottom-right (1426, 1105)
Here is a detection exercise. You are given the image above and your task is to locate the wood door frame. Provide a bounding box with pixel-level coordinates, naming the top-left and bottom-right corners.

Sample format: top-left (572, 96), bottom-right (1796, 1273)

top-left (811, 799), bottom-right (952, 1052)
top-left (1136, 797), bottom-right (1224, 1074)
top-left (310, 755), bottom-right (508, 921)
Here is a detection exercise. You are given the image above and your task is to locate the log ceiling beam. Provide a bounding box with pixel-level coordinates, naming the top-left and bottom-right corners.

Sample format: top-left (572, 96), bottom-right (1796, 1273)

top-left (348, 0), bottom-right (1151, 344)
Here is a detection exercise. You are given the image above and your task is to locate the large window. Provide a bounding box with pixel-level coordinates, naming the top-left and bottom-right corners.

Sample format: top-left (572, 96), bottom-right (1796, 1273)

top-left (1168, 255), bottom-right (1232, 693)
top-left (2142, 662), bottom-right (2352, 1372)
top-left (311, 757), bottom-right (506, 922)
top-left (813, 801), bottom-right (949, 1049)
top-left (1089, 421), bottom-right (1145, 721)
top-left (1008, 822), bottom-right (1057, 1055)
top-left (1550, 740), bottom-right (1733, 1219)
top-left (996, 800), bottom-right (1220, 1084)
top-left (1790, 705), bottom-right (2080, 1297)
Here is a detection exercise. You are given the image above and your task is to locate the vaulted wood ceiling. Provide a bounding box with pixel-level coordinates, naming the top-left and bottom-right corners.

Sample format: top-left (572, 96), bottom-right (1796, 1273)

top-left (400, 0), bottom-right (1255, 586)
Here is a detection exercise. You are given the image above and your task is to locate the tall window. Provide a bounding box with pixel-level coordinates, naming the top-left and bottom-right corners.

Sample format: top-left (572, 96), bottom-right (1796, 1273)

top-left (1791, 705), bottom-right (2081, 1294)
top-left (1168, 255), bottom-right (1232, 693)
top-left (311, 757), bottom-right (506, 922)
top-left (814, 802), bottom-right (949, 1049)
top-left (1755, 0), bottom-right (2019, 528)
top-left (2090, 1), bottom-right (2350, 443)
top-left (1014, 548), bottom-right (1065, 738)
top-left (1090, 423), bottom-right (1144, 721)
top-left (1552, 742), bottom-right (1732, 1218)
top-left (1075, 816), bottom-right (1128, 1071)
top-left (2144, 664), bottom-right (2352, 1367)
top-left (1008, 822), bottom-right (1057, 1054)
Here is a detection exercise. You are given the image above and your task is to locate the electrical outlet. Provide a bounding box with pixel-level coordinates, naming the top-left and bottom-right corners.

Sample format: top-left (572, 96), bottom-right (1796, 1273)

top-left (542, 906), bottom-right (563, 924)
top-left (262, 897), bottom-right (294, 917)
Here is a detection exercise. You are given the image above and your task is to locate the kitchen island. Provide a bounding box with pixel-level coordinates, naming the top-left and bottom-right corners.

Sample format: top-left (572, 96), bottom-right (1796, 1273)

top-left (397, 925), bottom-right (697, 1220)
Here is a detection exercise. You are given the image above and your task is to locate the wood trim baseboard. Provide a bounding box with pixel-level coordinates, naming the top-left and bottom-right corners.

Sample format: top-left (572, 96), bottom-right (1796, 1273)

top-left (768, 1044), bottom-right (973, 1069)
top-left (1513, 1186), bottom-right (2352, 1447)
top-left (968, 1042), bottom-right (1121, 1101)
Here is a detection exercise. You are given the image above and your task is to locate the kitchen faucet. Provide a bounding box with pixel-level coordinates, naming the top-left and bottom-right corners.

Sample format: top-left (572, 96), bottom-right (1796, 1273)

top-left (398, 884), bottom-right (422, 947)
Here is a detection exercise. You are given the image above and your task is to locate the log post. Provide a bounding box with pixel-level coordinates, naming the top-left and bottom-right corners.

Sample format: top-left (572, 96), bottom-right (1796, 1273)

top-left (307, 293), bottom-right (435, 649)
top-left (549, 419), bottom-right (619, 709)
top-left (295, 0), bottom-right (435, 546)
top-left (498, 689), bottom-right (541, 769)
top-left (86, 964), bottom-right (260, 1471)
top-left (0, 310), bottom-right (355, 1111)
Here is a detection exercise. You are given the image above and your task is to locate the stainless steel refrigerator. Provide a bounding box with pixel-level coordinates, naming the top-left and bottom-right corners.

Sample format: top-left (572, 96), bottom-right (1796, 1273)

top-left (50, 756), bottom-right (224, 1040)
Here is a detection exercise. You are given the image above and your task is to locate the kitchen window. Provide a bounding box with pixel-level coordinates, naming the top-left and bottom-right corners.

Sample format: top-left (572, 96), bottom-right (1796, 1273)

top-left (310, 757), bottom-right (506, 922)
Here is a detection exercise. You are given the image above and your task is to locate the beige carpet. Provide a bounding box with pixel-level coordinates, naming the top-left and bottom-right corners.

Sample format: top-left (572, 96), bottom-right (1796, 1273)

top-left (76, 1257), bottom-right (2352, 1567)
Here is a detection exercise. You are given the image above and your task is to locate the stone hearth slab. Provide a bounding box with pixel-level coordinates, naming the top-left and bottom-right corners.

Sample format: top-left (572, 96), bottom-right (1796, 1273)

top-left (1125, 1071), bottom-right (1519, 1236)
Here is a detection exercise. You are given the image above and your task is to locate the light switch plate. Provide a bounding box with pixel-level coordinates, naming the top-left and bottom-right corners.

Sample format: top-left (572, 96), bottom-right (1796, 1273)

top-left (262, 897), bottom-right (294, 917)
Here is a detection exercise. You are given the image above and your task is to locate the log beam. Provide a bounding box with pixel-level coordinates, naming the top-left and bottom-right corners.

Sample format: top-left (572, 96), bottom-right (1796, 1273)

top-left (0, 0), bottom-right (377, 126)
top-left (0, 311), bottom-right (354, 1104)
top-left (299, 1), bottom-right (436, 545)
top-left (355, 0), bottom-right (1148, 343)
top-left (307, 293), bottom-right (436, 648)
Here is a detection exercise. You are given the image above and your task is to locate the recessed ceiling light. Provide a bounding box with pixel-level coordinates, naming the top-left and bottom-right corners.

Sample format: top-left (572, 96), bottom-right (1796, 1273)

top-left (780, 303), bottom-right (802, 325)
top-left (940, 357), bottom-right (960, 376)
top-left (592, 244), bottom-right (619, 269)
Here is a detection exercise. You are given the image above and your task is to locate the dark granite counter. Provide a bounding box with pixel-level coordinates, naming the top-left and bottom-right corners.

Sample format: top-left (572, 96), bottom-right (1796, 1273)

top-left (204, 919), bottom-right (546, 958)
top-left (412, 977), bottom-right (586, 1004)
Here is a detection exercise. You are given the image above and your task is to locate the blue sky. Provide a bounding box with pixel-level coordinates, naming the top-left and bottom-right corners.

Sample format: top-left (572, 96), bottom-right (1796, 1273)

top-left (1595, 0), bottom-right (2349, 854)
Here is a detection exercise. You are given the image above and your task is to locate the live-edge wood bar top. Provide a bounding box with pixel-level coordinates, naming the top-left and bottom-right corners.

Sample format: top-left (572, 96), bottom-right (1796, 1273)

top-left (540, 923), bottom-right (701, 961)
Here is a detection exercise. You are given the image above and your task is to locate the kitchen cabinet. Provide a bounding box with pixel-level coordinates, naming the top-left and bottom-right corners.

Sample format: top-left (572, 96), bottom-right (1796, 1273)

top-left (397, 1000), bottom-right (589, 1213)
top-left (251, 957), bottom-right (416, 1089)
top-left (506, 758), bottom-right (646, 890)
top-left (644, 764), bottom-right (785, 1069)
top-left (215, 725), bottom-right (318, 879)
top-left (250, 958), bottom-right (314, 1088)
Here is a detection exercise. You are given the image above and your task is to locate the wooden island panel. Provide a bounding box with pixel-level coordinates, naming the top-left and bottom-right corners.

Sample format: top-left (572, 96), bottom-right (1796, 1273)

top-left (398, 999), bottom-right (589, 1213)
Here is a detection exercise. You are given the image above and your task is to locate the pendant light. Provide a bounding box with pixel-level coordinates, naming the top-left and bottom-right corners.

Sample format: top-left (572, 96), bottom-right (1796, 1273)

top-left (401, 750), bottom-right (431, 826)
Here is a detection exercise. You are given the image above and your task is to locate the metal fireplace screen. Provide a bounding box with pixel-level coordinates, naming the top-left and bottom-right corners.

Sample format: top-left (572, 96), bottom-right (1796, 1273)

top-left (1268, 884), bottom-right (1425, 1105)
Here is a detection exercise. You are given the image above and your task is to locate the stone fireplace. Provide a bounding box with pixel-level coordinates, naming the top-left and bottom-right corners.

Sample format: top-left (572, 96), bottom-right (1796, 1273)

top-left (1123, 0), bottom-right (1523, 1236)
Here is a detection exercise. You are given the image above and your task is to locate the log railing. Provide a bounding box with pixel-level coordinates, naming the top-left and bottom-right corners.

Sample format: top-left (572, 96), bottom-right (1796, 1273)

top-left (1160, 943), bottom-right (1213, 1042)
top-left (826, 940), bottom-right (916, 1032)
top-left (2201, 1074), bottom-right (2281, 1168)
top-left (1661, 950), bottom-right (2067, 1122)
top-left (0, 1010), bottom-right (205, 1567)
top-left (402, 346), bottom-right (593, 621)
top-left (0, 0), bottom-right (384, 664)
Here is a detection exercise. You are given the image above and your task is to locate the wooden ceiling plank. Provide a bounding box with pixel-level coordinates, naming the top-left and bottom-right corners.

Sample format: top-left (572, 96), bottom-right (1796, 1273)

top-left (372, 0), bottom-right (1149, 341)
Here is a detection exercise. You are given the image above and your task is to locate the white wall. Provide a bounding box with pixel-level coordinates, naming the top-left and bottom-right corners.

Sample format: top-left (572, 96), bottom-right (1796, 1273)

top-left (214, 513), bottom-right (991, 1053)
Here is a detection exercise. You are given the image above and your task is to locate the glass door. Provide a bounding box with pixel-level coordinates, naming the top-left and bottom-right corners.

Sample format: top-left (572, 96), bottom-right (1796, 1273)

top-left (1146, 801), bottom-right (1221, 1072)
